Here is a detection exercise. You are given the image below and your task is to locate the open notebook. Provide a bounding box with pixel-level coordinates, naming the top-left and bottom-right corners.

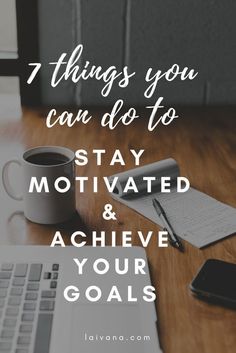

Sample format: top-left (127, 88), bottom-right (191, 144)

top-left (109, 158), bottom-right (236, 248)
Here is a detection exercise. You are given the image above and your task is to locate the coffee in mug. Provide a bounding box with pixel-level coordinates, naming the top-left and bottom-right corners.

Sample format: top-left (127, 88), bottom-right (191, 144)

top-left (25, 152), bottom-right (70, 166)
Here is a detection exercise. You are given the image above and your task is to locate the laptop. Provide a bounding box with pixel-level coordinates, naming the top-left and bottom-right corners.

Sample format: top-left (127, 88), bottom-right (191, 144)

top-left (0, 246), bottom-right (162, 353)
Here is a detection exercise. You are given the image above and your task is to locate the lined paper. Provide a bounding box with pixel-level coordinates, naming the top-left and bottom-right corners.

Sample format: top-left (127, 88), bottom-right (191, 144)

top-left (109, 159), bottom-right (236, 248)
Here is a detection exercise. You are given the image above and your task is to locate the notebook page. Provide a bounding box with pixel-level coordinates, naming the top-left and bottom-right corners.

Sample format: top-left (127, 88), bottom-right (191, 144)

top-left (112, 188), bottom-right (236, 248)
top-left (109, 158), bottom-right (179, 197)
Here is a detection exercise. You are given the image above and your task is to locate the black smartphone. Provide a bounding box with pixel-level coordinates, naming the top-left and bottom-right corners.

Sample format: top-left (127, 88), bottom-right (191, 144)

top-left (190, 259), bottom-right (236, 309)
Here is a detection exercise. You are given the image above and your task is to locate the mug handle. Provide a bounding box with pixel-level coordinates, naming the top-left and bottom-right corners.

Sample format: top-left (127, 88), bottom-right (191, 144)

top-left (2, 160), bottom-right (23, 201)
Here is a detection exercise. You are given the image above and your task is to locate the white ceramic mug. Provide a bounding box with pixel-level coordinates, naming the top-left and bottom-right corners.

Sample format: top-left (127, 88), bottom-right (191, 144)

top-left (2, 146), bottom-right (76, 224)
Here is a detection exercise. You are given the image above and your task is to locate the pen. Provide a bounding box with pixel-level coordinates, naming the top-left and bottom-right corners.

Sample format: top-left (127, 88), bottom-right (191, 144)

top-left (152, 198), bottom-right (184, 252)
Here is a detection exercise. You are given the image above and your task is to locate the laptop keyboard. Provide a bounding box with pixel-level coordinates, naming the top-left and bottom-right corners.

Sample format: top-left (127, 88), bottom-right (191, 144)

top-left (0, 263), bottom-right (59, 353)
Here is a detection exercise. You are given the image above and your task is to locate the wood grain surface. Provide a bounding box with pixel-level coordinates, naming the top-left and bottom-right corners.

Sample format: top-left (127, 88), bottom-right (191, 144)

top-left (0, 107), bottom-right (235, 353)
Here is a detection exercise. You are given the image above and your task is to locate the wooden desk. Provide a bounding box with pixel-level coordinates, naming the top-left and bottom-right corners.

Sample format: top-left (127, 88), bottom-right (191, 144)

top-left (0, 108), bottom-right (235, 353)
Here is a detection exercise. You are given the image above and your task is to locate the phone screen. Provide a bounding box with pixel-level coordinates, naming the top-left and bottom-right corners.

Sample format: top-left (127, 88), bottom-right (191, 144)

top-left (191, 259), bottom-right (236, 301)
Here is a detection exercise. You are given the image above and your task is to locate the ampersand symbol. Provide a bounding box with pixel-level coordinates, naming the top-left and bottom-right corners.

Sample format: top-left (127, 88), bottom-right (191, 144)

top-left (102, 204), bottom-right (117, 220)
